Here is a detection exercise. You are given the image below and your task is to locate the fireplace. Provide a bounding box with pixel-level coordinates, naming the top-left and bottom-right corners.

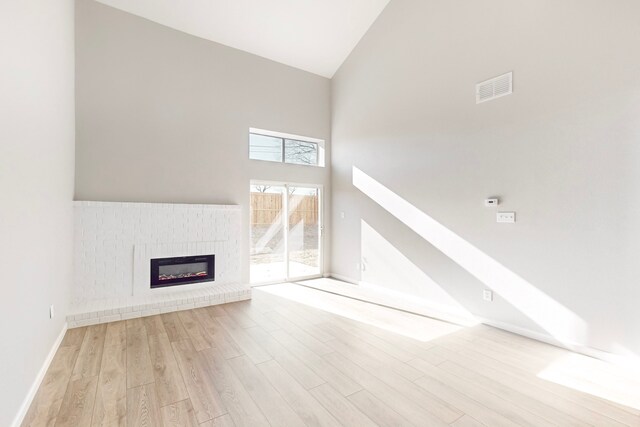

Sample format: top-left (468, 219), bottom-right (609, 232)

top-left (150, 254), bottom-right (215, 288)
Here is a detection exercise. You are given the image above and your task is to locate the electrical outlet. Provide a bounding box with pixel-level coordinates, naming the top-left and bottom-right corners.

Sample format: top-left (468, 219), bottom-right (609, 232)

top-left (49, 304), bottom-right (55, 319)
top-left (340, 211), bottom-right (345, 219)
top-left (483, 289), bottom-right (493, 302)
top-left (497, 212), bottom-right (516, 223)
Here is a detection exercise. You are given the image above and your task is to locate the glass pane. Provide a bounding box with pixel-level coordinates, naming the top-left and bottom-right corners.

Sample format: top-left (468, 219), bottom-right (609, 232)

top-left (288, 186), bottom-right (320, 278)
top-left (158, 262), bottom-right (207, 281)
top-left (250, 184), bottom-right (286, 283)
top-left (249, 134), bottom-right (283, 162)
top-left (284, 139), bottom-right (318, 165)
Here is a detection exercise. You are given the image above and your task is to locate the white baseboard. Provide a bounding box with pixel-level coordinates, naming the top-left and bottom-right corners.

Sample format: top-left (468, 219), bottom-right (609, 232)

top-left (477, 317), bottom-right (640, 368)
top-left (12, 322), bottom-right (68, 427)
top-left (328, 273), bottom-right (638, 369)
top-left (328, 273), bottom-right (358, 284)
top-left (323, 274), bottom-right (476, 326)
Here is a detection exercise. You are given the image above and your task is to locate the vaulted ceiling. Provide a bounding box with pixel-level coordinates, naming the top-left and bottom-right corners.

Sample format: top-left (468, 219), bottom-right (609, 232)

top-left (95, 0), bottom-right (390, 78)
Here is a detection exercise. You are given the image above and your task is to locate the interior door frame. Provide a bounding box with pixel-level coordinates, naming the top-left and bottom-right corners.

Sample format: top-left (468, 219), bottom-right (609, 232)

top-left (249, 180), bottom-right (324, 286)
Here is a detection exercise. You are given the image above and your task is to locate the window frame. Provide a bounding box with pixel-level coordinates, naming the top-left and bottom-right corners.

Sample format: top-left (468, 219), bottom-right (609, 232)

top-left (249, 128), bottom-right (325, 167)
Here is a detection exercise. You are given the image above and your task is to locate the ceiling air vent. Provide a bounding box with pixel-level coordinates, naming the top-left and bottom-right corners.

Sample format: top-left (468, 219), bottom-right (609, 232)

top-left (476, 72), bottom-right (513, 104)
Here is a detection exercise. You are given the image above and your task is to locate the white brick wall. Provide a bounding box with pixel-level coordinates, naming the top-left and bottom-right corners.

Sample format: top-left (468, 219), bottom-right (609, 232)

top-left (73, 201), bottom-right (241, 303)
top-left (67, 283), bottom-right (251, 327)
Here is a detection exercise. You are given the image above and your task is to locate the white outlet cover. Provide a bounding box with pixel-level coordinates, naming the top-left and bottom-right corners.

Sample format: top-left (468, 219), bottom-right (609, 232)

top-left (497, 212), bottom-right (516, 223)
top-left (483, 289), bottom-right (493, 301)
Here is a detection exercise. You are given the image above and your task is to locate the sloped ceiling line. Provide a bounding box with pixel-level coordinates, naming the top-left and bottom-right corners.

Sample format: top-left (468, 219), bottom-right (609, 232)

top-left (94, 0), bottom-right (390, 77)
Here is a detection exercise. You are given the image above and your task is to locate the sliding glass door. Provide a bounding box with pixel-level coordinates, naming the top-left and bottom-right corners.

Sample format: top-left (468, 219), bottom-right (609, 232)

top-left (287, 186), bottom-right (321, 279)
top-left (250, 182), bottom-right (322, 284)
top-left (250, 184), bottom-right (287, 283)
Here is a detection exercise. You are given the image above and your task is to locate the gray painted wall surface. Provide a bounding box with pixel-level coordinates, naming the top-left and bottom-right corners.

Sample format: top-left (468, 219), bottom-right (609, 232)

top-left (331, 0), bottom-right (640, 358)
top-left (0, 1), bottom-right (76, 425)
top-left (75, 0), bottom-right (332, 284)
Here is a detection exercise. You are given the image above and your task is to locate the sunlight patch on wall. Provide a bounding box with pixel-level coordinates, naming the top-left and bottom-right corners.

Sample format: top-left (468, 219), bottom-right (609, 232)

top-left (352, 166), bottom-right (588, 345)
top-left (361, 220), bottom-right (476, 324)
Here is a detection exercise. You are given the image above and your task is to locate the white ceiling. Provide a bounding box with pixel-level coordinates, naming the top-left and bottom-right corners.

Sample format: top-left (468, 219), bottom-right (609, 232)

top-left (95, 0), bottom-right (390, 78)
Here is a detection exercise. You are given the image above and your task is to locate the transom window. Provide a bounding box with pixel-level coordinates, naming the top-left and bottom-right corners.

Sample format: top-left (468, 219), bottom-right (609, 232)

top-left (249, 128), bottom-right (324, 167)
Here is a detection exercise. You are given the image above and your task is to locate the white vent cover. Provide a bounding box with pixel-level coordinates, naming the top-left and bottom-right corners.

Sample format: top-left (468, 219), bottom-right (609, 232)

top-left (476, 72), bottom-right (513, 104)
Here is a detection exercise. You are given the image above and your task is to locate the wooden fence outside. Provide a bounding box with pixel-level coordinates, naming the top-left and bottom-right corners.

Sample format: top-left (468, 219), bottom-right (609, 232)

top-left (251, 192), bottom-right (318, 226)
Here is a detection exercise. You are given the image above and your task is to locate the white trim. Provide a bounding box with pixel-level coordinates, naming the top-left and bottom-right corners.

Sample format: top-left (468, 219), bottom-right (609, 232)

top-left (249, 127), bottom-right (324, 144)
top-left (68, 283), bottom-right (251, 326)
top-left (73, 200), bottom-right (240, 209)
top-left (329, 273), bottom-right (359, 285)
top-left (249, 128), bottom-right (326, 167)
top-left (477, 317), bottom-right (640, 369)
top-left (250, 279), bottom-right (289, 287)
top-left (249, 179), bottom-right (324, 189)
top-left (284, 186), bottom-right (290, 280)
top-left (318, 187), bottom-right (325, 276)
top-left (289, 274), bottom-right (323, 282)
top-left (12, 322), bottom-right (68, 427)
top-left (329, 273), bottom-right (640, 369)
top-left (324, 275), bottom-right (475, 326)
top-left (325, 273), bottom-right (361, 286)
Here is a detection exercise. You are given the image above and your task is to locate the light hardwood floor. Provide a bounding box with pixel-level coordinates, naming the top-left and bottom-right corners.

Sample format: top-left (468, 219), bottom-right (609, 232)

top-left (22, 282), bottom-right (640, 426)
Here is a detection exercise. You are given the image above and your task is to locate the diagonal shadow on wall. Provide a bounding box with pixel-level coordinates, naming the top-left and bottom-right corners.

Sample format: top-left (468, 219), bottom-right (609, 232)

top-left (352, 165), bottom-right (588, 346)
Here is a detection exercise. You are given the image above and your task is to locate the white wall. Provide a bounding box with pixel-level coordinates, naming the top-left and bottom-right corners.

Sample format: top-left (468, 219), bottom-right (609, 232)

top-left (0, 1), bottom-right (76, 425)
top-left (75, 0), bottom-right (332, 284)
top-left (331, 0), bottom-right (640, 360)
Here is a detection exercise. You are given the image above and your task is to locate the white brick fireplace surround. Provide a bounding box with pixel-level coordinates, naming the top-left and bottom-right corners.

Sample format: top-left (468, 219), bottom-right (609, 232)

top-left (69, 201), bottom-right (250, 327)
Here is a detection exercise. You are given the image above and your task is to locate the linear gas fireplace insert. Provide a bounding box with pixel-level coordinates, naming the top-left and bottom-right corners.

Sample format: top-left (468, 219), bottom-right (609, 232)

top-left (150, 254), bottom-right (215, 288)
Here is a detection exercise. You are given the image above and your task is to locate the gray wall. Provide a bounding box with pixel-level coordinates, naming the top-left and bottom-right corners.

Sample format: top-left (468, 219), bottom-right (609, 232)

top-left (75, 0), bottom-right (332, 284)
top-left (331, 0), bottom-right (640, 358)
top-left (0, 1), bottom-right (76, 425)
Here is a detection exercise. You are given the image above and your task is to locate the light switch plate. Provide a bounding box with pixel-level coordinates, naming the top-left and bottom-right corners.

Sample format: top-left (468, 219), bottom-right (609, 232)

top-left (497, 212), bottom-right (515, 223)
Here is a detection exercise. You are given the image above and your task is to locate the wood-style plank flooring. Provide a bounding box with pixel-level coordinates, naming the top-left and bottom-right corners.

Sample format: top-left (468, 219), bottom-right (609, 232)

top-left (23, 281), bottom-right (640, 426)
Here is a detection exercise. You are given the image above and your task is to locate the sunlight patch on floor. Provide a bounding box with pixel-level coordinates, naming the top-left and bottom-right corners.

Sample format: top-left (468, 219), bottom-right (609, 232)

top-left (538, 352), bottom-right (640, 410)
top-left (259, 282), bottom-right (462, 343)
top-left (250, 261), bottom-right (316, 283)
